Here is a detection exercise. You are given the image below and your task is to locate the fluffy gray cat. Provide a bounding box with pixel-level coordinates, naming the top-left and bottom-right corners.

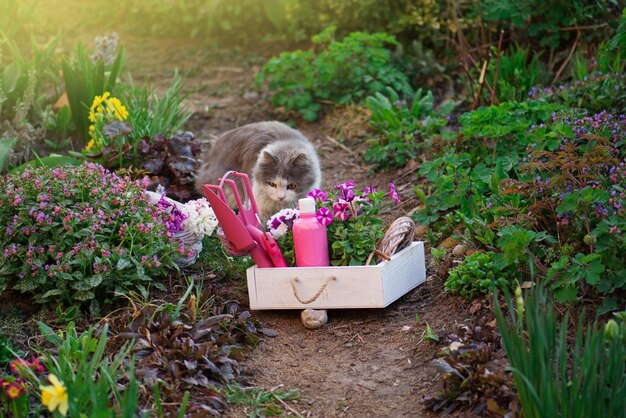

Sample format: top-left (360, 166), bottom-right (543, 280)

top-left (195, 121), bottom-right (322, 221)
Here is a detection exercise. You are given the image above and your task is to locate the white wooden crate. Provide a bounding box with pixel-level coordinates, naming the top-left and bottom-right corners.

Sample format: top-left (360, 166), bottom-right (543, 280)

top-left (246, 241), bottom-right (425, 310)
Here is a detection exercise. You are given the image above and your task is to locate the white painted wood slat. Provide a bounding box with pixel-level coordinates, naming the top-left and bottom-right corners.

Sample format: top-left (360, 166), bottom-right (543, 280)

top-left (246, 241), bottom-right (426, 310)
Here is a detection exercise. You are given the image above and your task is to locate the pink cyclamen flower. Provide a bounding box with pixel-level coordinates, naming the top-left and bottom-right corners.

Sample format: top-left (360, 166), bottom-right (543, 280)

top-left (388, 183), bottom-right (400, 204)
top-left (316, 207), bottom-right (333, 225)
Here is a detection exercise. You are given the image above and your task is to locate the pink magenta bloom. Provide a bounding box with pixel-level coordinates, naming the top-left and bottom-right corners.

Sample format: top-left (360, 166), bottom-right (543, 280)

top-left (388, 183), bottom-right (400, 204)
top-left (332, 200), bottom-right (350, 221)
top-left (334, 180), bottom-right (356, 202)
top-left (307, 188), bottom-right (328, 202)
top-left (316, 207), bottom-right (333, 225)
top-left (334, 180), bottom-right (354, 191)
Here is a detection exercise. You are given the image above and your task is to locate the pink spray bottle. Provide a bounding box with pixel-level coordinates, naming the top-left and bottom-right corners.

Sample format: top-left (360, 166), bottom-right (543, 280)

top-left (293, 197), bottom-right (329, 267)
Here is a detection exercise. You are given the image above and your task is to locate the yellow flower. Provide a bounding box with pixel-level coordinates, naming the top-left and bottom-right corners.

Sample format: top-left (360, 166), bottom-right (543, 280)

top-left (40, 374), bottom-right (68, 416)
top-left (85, 139), bottom-right (95, 151)
top-left (108, 97), bottom-right (129, 121)
top-left (88, 92), bottom-right (111, 122)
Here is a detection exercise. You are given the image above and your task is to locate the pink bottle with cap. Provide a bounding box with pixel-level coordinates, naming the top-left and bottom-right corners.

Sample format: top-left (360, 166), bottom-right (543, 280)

top-left (293, 197), bottom-right (329, 267)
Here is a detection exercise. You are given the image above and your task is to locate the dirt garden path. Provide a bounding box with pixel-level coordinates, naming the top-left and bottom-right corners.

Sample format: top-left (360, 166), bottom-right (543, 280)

top-left (126, 38), bottom-right (478, 417)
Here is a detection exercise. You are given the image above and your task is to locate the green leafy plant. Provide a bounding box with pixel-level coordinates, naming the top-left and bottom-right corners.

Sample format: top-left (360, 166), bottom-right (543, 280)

top-left (494, 226), bottom-right (554, 272)
top-left (365, 86), bottom-right (454, 170)
top-left (480, 43), bottom-right (548, 103)
top-left (479, 0), bottom-right (618, 48)
top-left (44, 105), bottom-right (73, 152)
top-left (547, 253), bottom-right (606, 303)
top-left (0, 163), bottom-right (183, 311)
top-left (36, 321), bottom-right (145, 417)
top-left (414, 101), bottom-right (563, 226)
top-left (608, 8), bottom-right (626, 60)
top-left (415, 98), bottom-right (624, 310)
top-left (222, 384), bottom-right (300, 417)
top-left (430, 247), bottom-right (447, 268)
top-left (532, 38), bottom-right (626, 114)
top-left (0, 34), bottom-right (60, 168)
top-left (0, 35), bottom-right (59, 126)
top-left (0, 137), bottom-right (17, 172)
top-left (62, 40), bottom-right (125, 143)
top-left (257, 26), bottom-right (411, 121)
top-left (120, 71), bottom-right (191, 144)
top-left (515, 112), bottom-right (626, 306)
top-left (0, 334), bottom-right (21, 367)
top-left (445, 251), bottom-right (510, 298)
top-left (494, 285), bottom-right (626, 418)
top-left (459, 100), bottom-right (563, 153)
top-left (423, 322), bottom-right (440, 342)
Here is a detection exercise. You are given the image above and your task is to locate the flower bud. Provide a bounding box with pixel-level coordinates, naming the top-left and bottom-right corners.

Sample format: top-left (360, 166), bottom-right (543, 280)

top-left (583, 234), bottom-right (597, 245)
top-left (515, 286), bottom-right (524, 317)
top-left (604, 319), bottom-right (619, 341)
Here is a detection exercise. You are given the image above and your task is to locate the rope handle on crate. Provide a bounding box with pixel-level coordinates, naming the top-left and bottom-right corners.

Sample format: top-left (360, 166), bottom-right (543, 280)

top-left (290, 276), bottom-right (336, 304)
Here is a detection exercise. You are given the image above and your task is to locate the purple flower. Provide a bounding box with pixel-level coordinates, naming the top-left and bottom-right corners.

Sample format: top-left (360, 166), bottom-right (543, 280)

top-left (166, 207), bottom-right (187, 233)
top-left (270, 217), bottom-right (282, 230)
top-left (341, 187), bottom-right (355, 202)
top-left (334, 180), bottom-right (356, 202)
top-left (157, 193), bottom-right (188, 233)
top-left (316, 207), bottom-right (333, 226)
top-left (387, 183), bottom-right (400, 204)
top-left (307, 188), bottom-right (328, 202)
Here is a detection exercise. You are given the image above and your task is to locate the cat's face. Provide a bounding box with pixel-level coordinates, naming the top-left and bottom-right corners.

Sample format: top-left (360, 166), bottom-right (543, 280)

top-left (253, 149), bottom-right (319, 205)
top-left (256, 176), bottom-right (300, 206)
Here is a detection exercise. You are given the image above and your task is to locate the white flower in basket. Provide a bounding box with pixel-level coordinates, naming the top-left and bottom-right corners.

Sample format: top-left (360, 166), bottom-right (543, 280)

top-left (146, 191), bottom-right (218, 267)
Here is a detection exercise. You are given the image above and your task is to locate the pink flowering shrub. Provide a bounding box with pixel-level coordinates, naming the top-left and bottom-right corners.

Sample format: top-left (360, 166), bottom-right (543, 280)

top-left (0, 163), bottom-right (184, 311)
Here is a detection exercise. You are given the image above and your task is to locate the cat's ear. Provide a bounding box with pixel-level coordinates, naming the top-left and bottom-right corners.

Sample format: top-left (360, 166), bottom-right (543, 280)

top-left (261, 151), bottom-right (279, 165)
top-left (290, 153), bottom-right (308, 167)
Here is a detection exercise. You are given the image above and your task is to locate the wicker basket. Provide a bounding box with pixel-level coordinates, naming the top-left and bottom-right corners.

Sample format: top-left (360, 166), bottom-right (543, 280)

top-left (366, 216), bottom-right (417, 265)
top-left (145, 191), bottom-right (204, 267)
